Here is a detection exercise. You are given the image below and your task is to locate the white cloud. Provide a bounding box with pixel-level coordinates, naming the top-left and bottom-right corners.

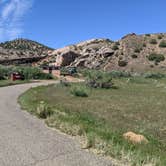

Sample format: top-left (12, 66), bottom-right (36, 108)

top-left (0, 0), bottom-right (33, 41)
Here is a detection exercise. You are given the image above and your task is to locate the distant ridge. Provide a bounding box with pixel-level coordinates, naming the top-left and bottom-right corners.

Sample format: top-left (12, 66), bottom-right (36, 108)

top-left (0, 38), bottom-right (53, 65)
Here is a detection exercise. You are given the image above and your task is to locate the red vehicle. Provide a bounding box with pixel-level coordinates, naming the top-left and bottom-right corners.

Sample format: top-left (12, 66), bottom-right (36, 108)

top-left (11, 72), bottom-right (24, 81)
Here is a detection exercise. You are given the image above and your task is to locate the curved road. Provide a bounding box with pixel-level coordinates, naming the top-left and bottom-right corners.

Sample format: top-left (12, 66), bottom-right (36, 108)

top-left (0, 81), bottom-right (113, 166)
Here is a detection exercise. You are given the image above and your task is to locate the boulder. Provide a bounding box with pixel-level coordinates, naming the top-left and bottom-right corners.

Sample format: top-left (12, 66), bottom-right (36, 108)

top-left (101, 48), bottom-right (114, 58)
top-left (56, 51), bottom-right (80, 66)
top-left (123, 131), bottom-right (148, 144)
top-left (73, 59), bottom-right (86, 67)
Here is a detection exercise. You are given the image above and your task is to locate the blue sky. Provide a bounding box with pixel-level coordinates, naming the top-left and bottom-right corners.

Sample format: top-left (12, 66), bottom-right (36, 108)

top-left (0, 0), bottom-right (166, 48)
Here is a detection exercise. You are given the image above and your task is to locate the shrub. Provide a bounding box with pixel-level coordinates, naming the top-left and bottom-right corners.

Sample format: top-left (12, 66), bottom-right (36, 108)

top-left (0, 66), bottom-right (53, 80)
top-left (118, 60), bottom-right (128, 67)
top-left (112, 45), bottom-right (119, 50)
top-left (34, 72), bottom-right (53, 80)
top-left (60, 78), bottom-right (71, 87)
top-left (155, 61), bottom-right (159, 66)
top-left (145, 34), bottom-right (151, 37)
top-left (158, 35), bottom-right (163, 39)
top-left (150, 64), bottom-right (154, 68)
top-left (131, 54), bottom-right (138, 58)
top-left (37, 101), bottom-right (54, 119)
top-left (143, 73), bottom-right (165, 79)
top-left (148, 53), bottom-right (165, 63)
top-left (86, 70), bottom-right (113, 89)
top-left (109, 70), bottom-right (131, 78)
top-left (70, 85), bottom-right (89, 97)
top-left (149, 39), bottom-right (157, 44)
top-left (159, 40), bottom-right (166, 47)
top-left (0, 65), bottom-right (11, 80)
top-left (115, 41), bottom-right (120, 45)
top-left (143, 43), bottom-right (146, 47)
top-left (134, 48), bottom-right (141, 53)
top-left (12, 66), bottom-right (53, 80)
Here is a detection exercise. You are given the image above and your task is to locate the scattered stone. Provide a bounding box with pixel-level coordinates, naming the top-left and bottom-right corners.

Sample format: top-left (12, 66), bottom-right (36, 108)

top-left (123, 131), bottom-right (148, 144)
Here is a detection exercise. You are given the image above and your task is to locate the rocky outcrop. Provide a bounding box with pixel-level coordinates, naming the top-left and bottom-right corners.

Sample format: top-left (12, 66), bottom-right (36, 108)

top-left (54, 39), bottom-right (115, 69)
top-left (46, 33), bottom-right (166, 72)
top-left (56, 51), bottom-right (80, 66)
top-left (2, 33), bottom-right (166, 72)
top-left (0, 56), bottom-right (47, 65)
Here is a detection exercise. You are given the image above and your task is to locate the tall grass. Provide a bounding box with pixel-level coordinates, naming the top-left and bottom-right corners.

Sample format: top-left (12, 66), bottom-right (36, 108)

top-left (85, 70), bottom-right (113, 89)
top-left (70, 84), bottom-right (89, 97)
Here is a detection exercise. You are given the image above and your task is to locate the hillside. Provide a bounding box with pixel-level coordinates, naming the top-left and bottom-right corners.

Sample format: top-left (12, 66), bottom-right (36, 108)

top-left (43, 33), bottom-right (166, 72)
top-left (0, 39), bottom-right (53, 65)
top-left (1, 33), bottom-right (166, 72)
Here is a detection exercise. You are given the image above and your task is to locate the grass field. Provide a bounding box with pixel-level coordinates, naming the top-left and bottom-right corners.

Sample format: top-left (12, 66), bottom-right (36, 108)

top-left (19, 77), bottom-right (166, 165)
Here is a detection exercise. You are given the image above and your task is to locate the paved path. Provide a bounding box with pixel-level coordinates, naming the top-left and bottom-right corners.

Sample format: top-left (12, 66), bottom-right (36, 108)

top-left (0, 81), bottom-right (113, 166)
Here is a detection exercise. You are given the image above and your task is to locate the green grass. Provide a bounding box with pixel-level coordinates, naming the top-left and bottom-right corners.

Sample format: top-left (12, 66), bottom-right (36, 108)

top-left (70, 84), bottom-right (89, 97)
top-left (19, 78), bottom-right (166, 165)
top-left (0, 80), bottom-right (31, 87)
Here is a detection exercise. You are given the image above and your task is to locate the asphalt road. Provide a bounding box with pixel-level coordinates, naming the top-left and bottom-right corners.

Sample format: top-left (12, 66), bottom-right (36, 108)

top-left (0, 81), bottom-right (113, 166)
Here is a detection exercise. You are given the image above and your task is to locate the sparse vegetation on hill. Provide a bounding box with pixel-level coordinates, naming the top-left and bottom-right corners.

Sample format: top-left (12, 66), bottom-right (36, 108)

top-left (134, 48), bottom-right (141, 53)
top-left (0, 38), bottom-right (53, 65)
top-left (149, 38), bottom-right (157, 44)
top-left (50, 33), bottom-right (166, 72)
top-left (131, 54), bottom-right (138, 58)
top-left (112, 44), bottom-right (119, 50)
top-left (118, 60), bottom-right (128, 67)
top-left (158, 34), bottom-right (163, 39)
top-left (159, 40), bottom-right (166, 47)
top-left (1, 33), bottom-right (166, 71)
top-left (148, 53), bottom-right (165, 63)
top-left (0, 38), bottom-right (53, 51)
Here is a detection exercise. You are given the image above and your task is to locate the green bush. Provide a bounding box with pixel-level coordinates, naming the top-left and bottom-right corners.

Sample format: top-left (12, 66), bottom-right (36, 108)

top-left (148, 53), bottom-right (165, 63)
top-left (15, 67), bottom-right (42, 80)
top-left (112, 45), bottom-right (119, 50)
top-left (149, 38), bottom-right (157, 44)
top-left (34, 72), bottom-right (53, 80)
top-left (131, 54), bottom-right (138, 58)
top-left (0, 65), bottom-right (11, 80)
top-left (143, 43), bottom-right (146, 47)
top-left (115, 41), bottom-right (120, 45)
top-left (80, 69), bottom-right (131, 79)
top-left (86, 70), bottom-right (113, 89)
top-left (159, 40), bottom-right (166, 47)
top-left (134, 48), bottom-right (141, 53)
top-left (70, 85), bottom-right (89, 97)
top-left (0, 66), bottom-right (53, 80)
top-left (143, 73), bottom-right (165, 79)
top-left (37, 101), bottom-right (54, 119)
top-left (158, 35), bottom-right (163, 39)
top-left (109, 70), bottom-right (131, 78)
top-left (118, 60), bottom-right (128, 67)
top-left (12, 66), bottom-right (53, 80)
